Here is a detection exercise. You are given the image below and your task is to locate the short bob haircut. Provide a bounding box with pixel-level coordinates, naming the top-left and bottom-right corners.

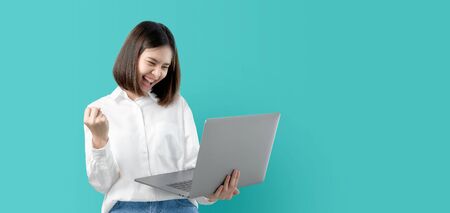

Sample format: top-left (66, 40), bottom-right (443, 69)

top-left (113, 21), bottom-right (180, 107)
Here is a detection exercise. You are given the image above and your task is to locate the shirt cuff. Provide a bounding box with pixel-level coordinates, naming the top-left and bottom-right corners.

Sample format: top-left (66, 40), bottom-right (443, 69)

top-left (195, 196), bottom-right (217, 205)
top-left (91, 139), bottom-right (111, 159)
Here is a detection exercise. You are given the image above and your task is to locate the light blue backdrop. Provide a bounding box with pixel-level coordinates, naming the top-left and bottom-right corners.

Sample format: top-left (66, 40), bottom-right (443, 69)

top-left (0, 0), bottom-right (448, 212)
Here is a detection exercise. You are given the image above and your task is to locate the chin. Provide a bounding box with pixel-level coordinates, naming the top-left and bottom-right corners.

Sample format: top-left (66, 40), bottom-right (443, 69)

top-left (142, 85), bottom-right (153, 92)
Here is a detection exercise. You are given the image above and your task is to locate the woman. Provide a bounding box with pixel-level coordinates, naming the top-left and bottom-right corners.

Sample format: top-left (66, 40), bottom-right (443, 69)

top-left (83, 21), bottom-right (240, 213)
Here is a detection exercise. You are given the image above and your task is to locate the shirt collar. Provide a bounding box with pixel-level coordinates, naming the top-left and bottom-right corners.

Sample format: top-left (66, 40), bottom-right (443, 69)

top-left (110, 86), bottom-right (159, 103)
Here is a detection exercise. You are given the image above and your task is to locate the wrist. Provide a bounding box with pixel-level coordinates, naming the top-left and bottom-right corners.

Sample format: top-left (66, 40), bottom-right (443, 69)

top-left (92, 136), bottom-right (108, 149)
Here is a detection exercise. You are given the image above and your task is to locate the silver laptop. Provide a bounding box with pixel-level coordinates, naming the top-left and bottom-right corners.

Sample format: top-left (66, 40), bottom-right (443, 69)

top-left (135, 112), bottom-right (281, 198)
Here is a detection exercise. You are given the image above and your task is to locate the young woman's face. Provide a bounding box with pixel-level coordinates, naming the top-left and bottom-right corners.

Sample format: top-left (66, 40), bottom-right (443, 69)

top-left (137, 45), bottom-right (173, 93)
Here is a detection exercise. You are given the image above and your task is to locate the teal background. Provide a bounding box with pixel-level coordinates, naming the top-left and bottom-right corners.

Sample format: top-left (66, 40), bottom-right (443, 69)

top-left (0, 0), bottom-right (449, 212)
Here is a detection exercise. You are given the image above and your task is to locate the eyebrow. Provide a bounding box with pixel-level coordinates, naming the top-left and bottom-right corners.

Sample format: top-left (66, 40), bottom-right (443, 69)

top-left (147, 57), bottom-right (171, 66)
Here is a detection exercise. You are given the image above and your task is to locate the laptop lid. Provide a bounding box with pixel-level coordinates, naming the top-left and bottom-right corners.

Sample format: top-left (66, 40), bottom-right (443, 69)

top-left (188, 112), bottom-right (281, 198)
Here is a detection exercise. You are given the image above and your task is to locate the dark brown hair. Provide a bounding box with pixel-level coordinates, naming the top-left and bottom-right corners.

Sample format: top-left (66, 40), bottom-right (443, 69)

top-left (113, 21), bottom-right (180, 107)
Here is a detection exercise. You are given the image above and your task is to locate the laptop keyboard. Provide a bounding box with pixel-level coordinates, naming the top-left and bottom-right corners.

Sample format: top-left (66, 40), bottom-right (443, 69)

top-left (167, 180), bottom-right (193, 192)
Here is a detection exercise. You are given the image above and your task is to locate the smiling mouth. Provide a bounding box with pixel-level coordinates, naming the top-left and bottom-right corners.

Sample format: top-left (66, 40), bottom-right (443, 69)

top-left (143, 76), bottom-right (156, 87)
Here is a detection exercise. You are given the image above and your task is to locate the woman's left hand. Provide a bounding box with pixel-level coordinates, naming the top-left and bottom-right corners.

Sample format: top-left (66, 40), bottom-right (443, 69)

top-left (207, 169), bottom-right (241, 202)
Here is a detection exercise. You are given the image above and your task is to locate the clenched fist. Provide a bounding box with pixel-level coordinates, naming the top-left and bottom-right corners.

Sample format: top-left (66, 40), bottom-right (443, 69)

top-left (84, 107), bottom-right (109, 149)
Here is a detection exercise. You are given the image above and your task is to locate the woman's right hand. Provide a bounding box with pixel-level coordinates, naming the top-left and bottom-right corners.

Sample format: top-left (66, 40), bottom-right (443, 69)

top-left (84, 107), bottom-right (109, 149)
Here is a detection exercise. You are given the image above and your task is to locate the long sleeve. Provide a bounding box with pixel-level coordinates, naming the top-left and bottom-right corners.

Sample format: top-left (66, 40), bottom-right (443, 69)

top-left (84, 123), bottom-right (120, 194)
top-left (181, 97), bottom-right (217, 205)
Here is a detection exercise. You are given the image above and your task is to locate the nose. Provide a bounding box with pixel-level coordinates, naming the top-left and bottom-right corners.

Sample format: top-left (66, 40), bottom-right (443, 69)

top-left (151, 68), bottom-right (162, 79)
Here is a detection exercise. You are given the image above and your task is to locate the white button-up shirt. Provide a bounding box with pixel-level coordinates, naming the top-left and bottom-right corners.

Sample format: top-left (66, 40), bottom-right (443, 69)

top-left (84, 86), bottom-right (215, 213)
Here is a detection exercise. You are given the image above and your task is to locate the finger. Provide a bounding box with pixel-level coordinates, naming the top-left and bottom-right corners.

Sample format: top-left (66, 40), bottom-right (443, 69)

top-left (96, 110), bottom-right (104, 119)
top-left (233, 188), bottom-right (240, 195)
top-left (90, 108), bottom-right (99, 121)
top-left (84, 107), bottom-right (91, 123)
top-left (214, 185), bottom-right (223, 198)
top-left (88, 107), bottom-right (97, 116)
top-left (235, 170), bottom-right (241, 187)
top-left (94, 114), bottom-right (103, 123)
top-left (96, 114), bottom-right (106, 123)
top-left (227, 194), bottom-right (233, 200)
top-left (230, 169), bottom-right (238, 188)
top-left (207, 197), bottom-right (216, 203)
top-left (224, 175), bottom-right (230, 191)
top-left (104, 114), bottom-right (109, 125)
top-left (97, 109), bottom-right (103, 117)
